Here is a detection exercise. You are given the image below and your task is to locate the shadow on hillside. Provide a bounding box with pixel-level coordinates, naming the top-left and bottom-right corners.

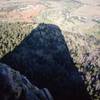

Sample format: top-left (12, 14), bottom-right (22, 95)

top-left (0, 23), bottom-right (91, 100)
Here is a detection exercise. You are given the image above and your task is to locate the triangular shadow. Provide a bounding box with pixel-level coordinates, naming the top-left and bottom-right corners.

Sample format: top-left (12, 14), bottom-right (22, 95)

top-left (0, 23), bottom-right (91, 100)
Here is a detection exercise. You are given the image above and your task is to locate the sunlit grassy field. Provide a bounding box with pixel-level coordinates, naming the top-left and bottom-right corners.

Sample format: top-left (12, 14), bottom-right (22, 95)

top-left (0, 22), bottom-right (36, 58)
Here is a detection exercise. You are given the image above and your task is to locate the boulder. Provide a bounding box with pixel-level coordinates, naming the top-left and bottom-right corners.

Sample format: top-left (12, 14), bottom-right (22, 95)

top-left (0, 63), bottom-right (53, 100)
top-left (0, 23), bottom-right (91, 100)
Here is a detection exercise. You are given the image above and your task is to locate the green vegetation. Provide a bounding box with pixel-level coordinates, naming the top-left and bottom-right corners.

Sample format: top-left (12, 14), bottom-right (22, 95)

top-left (92, 19), bottom-right (100, 24)
top-left (0, 22), bottom-right (36, 58)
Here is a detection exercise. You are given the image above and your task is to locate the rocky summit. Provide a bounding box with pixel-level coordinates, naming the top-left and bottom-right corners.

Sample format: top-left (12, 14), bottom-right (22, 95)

top-left (0, 23), bottom-right (91, 100)
top-left (0, 63), bottom-right (53, 100)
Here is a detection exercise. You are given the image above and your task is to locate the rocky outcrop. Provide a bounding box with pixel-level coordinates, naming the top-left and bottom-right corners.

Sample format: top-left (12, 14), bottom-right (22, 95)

top-left (0, 63), bottom-right (53, 100)
top-left (0, 23), bottom-right (91, 100)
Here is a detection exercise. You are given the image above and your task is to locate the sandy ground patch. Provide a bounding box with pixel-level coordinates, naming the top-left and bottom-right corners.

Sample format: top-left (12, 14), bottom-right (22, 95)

top-left (0, 0), bottom-right (45, 22)
top-left (72, 5), bottom-right (100, 17)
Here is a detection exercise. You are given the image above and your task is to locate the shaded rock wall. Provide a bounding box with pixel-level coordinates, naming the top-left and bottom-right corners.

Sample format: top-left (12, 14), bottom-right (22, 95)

top-left (0, 63), bottom-right (53, 100)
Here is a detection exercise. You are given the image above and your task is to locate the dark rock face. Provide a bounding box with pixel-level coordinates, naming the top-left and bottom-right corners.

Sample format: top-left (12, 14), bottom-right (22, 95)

top-left (0, 63), bottom-right (53, 100)
top-left (0, 23), bottom-right (91, 100)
